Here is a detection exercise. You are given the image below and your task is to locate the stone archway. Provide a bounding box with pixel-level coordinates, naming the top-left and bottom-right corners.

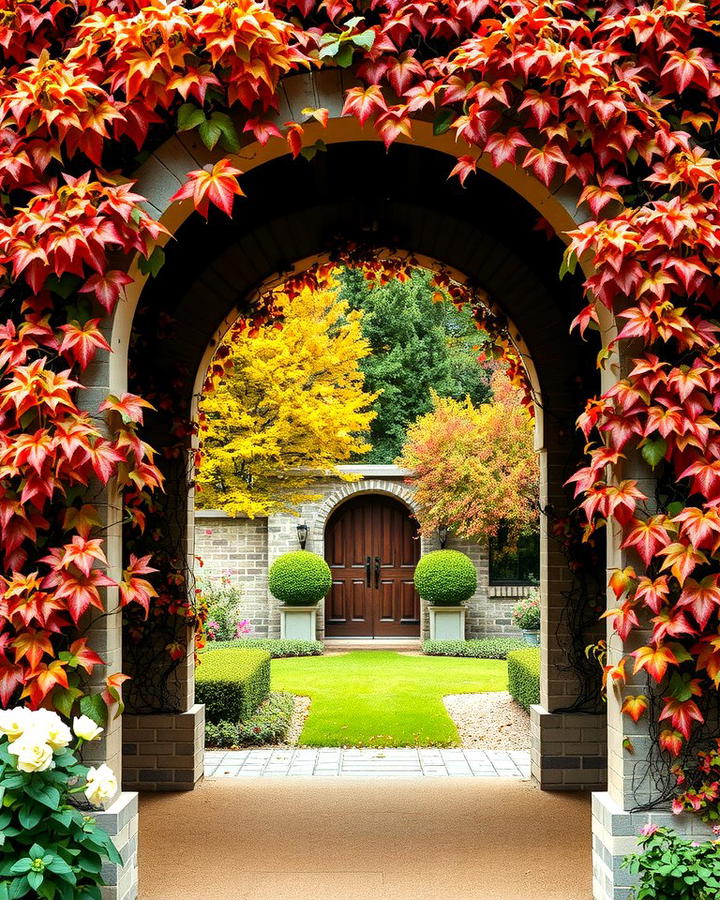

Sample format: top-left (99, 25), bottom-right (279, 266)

top-left (90, 68), bottom-right (636, 900)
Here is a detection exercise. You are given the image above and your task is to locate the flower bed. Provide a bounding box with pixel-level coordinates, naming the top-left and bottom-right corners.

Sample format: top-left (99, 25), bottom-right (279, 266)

top-left (196, 648), bottom-right (271, 724)
top-left (206, 692), bottom-right (296, 748)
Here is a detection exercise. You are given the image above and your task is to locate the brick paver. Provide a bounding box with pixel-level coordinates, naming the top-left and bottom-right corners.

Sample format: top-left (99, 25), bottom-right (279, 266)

top-left (205, 747), bottom-right (530, 778)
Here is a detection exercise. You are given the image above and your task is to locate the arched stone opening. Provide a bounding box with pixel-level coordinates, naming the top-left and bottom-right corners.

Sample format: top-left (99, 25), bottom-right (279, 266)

top-left (83, 74), bottom-right (638, 900)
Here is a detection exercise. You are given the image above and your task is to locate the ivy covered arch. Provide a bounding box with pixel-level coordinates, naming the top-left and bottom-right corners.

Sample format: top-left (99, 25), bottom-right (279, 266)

top-left (1, 3), bottom-right (719, 897)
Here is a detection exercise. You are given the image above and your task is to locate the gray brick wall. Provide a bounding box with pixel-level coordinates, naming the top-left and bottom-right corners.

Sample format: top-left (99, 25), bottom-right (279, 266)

top-left (194, 466), bottom-right (533, 640)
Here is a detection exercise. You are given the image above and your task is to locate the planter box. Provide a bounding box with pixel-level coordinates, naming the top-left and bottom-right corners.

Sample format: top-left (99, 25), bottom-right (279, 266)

top-left (280, 605), bottom-right (318, 640)
top-left (522, 629), bottom-right (540, 646)
top-left (428, 605), bottom-right (466, 641)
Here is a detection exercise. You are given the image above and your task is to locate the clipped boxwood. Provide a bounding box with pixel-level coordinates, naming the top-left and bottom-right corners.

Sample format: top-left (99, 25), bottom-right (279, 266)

top-left (196, 648), bottom-right (270, 724)
top-left (423, 638), bottom-right (528, 659)
top-left (507, 648), bottom-right (540, 711)
top-left (268, 550), bottom-right (332, 606)
top-left (413, 549), bottom-right (477, 606)
top-left (205, 638), bottom-right (324, 657)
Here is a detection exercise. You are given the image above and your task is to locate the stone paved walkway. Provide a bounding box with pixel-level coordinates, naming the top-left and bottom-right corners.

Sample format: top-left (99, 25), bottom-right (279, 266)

top-left (205, 747), bottom-right (530, 778)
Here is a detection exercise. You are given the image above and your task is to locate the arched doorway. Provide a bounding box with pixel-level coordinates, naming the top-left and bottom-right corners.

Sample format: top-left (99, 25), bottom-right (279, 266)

top-left (325, 494), bottom-right (420, 638)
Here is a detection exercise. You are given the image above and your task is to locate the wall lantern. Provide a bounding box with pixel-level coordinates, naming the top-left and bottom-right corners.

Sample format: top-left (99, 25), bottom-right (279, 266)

top-left (296, 522), bottom-right (308, 549)
top-left (438, 524), bottom-right (449, 549)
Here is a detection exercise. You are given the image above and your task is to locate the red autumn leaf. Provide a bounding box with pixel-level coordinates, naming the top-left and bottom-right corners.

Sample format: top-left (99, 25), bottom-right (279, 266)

top-left (601, 601), bottom-right (640, 641)
top-left (632, 644), bottom-right (679, 682)
top-left (169, 159), bottom-right (245, 219)
top-left (67, 637), bottom-right (104, 674)
top-left (609, 566), bottom-right (636, 600)
top-left (57, 319), bottom-right (111, 370)
top-left (650, 608), bottom-right (696, 643)
top-left (78, 270), bottom-right (134, 313)
top-left (484, 129), bottom-right (530, 168)
top-left (621, 694), bottom-right (648, 724)
top-left (621, 516), bottom-right (672, 566)
top-left (522, 144), bottom-right (567, 186)
top-left (23, 659), bottom-right (69, 708)
top-left (99, 392), bottom-right (155, 425)
top-left (0, 660), bottom-right (23, 706)
top-left (658, 542), bottom-right (708, 586)
top-left (676, 576), bottom-right (720, 630)
top-left (102, 671), bottom-right (131, 716)
top-left (659, 729), bottom-right (685, 757)
top-left (659, 697), bottom-right (704, 740)
top-left (341, 85), bottom-right (388, 126)
top-left (11, 629), bottom-right (53, 669)
top-left (449, 155), bottom-right (478, 186)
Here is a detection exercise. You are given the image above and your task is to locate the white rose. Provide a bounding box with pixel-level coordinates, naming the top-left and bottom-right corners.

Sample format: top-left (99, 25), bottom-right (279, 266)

top-left (0, 706), bottom-right (32, 741)
top-left (33, 710), bottom-right (72, 750)
top-left (73, 715), bottom-right (104, 742)
top-left (85, 763), bottom-right (117, 807)
top-left (8, 732), bottom-right (55, 773)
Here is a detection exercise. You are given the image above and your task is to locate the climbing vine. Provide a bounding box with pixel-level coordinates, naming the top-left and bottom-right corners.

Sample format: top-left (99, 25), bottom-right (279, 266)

top-left (0, 0), bottom-right (718, 813)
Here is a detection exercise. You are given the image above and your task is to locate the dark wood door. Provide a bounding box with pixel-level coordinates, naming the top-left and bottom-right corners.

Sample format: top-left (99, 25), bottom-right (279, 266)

top-left (324, 495), bottom-right (420, 637)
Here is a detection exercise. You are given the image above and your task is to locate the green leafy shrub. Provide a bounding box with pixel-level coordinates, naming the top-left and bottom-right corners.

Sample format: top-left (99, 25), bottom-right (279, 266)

top-left (204, 721), bottom-right (238, 748)
top-left (205, 693), bottom-right (296, 747)
top-left (206, 638), bottom-right (324, 657)
top-left (196, 648), bottom-right (270, 724)
top-left (507, 648), bottom-right (540, 711)
top-left (413, 550), bottom-right (477, 606)
top-left (622, 825), bottom-right (720, 900)
top-left (512, 588), bottom-right (541, 630)
top-left (423, 638), bottom-right (528, 659)
top-left (268, 550), bottom-right (332, 605)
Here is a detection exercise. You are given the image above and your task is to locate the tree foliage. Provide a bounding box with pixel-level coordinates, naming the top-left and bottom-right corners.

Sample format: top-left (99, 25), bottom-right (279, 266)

top-left (197, 287), bottom-right (376, 517)
top-left (398, 370), bottom-right (538, 542)
top-left (338, 268), bottom-right (492, 462)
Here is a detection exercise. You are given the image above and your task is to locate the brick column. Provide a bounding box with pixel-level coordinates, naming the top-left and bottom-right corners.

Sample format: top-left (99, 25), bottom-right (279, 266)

top-left (531, 414), bottom-right (608, 791)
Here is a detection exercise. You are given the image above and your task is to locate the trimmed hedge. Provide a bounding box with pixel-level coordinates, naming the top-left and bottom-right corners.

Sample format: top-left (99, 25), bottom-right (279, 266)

top-left (196, 648), bottom-right (271, 724)
top-left (413, 550), bottom-right (477, 605)
top-left (423, 638), bottom-right (529, 660)
top-left (205, 692), bottom-right (296, 748)
top-left (205, 638), bottom-right (324, 658)
top-left (268, 550), bottom-right (332, 605)
top-left (507, 648), bottom-right (540, 711)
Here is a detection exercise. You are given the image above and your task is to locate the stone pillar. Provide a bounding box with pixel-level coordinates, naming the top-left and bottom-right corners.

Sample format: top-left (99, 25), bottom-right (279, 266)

top-left (531, 413), bottom-right (608, 791)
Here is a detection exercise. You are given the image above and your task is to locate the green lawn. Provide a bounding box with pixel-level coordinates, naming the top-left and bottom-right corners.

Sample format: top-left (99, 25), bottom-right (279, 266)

top-left (270, 650), bottom-right (507, 747)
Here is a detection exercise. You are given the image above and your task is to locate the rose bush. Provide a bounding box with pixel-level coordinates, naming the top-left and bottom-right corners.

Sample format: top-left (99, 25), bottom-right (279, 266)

top-left (0, 708), bottom-right (122, 899)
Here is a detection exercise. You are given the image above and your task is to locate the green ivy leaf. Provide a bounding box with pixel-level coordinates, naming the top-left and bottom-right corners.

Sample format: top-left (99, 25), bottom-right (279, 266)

top-left (198, 117), bottom-right (223, 150)
top-left (138, 246), bottom-right (165, 278)
top-left (79, 694), bottom-right (107, 728)
top-left (641, 436), bottom-right (667, 469)
top-left (51, 685), bottom-right (83, 719)
top-left (334, 44), bottom-right (355, 68)
top-left (210, 112), bottom-right (241, 153)
top-left (433, 108), bottom-right (456, 136)
top-left (351, 29), bottom-right (375, 50)
top-left (177, 103), bottom-right (206, 132)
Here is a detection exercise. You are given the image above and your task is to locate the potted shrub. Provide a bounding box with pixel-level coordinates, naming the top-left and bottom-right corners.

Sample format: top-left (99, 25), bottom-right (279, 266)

top-left (513, 589), bottom-right (541, 645)
top-left (269, 550), bottom-right (332, 641)
top-left (414, 549), bottom-right (477, 641)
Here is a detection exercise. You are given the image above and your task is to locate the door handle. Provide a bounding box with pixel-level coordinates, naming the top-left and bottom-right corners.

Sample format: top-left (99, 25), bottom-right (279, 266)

top-left (365, 556), bottom-right (371, 588)
top-left (374, 556), bottom-right (381, 589)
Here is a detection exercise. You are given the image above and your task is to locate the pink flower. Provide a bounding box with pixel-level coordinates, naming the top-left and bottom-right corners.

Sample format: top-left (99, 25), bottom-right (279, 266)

top-left (713, 825), bottom-right (720, 836)
top-left (672, 798), bottom-right (685, 815)
top-left (204, 529), bottom-right (213, 535)
top-left (640, 825), bottom-right (659, 837)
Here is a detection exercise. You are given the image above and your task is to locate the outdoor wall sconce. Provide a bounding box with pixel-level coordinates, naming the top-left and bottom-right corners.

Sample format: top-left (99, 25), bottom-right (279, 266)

top-left (438, 524), bottom-right (448, 549)
top-left (296, 522), bottom-right (308, 549)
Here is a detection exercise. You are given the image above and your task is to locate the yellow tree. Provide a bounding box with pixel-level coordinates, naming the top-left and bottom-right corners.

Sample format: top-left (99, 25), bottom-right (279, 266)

top-left (197, 287), bottom-right (377, 517)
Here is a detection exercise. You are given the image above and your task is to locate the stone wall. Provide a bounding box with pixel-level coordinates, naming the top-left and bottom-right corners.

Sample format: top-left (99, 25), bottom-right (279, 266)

top-left (194, 465), bottom-right (533, 641)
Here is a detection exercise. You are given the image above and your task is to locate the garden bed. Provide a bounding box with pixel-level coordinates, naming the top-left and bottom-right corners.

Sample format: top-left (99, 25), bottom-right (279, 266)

top-left (444, 691), bottom-right (530, 750)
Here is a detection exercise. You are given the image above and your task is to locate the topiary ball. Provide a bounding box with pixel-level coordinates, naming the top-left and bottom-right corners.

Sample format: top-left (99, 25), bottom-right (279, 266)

top-left (268, 550), bottom-right (332, 606)
top-left (414, 550), bottom-right (477, 606)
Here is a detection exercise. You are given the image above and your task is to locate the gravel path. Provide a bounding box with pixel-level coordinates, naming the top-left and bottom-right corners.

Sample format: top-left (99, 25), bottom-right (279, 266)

top-left (285, 695), bottom-right (311, 745)
top-left (444, 692), bottom-right (530, 750)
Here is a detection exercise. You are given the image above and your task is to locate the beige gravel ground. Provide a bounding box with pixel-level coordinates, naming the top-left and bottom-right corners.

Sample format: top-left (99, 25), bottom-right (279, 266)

top-left (444, 691), bottom-right (531, 750)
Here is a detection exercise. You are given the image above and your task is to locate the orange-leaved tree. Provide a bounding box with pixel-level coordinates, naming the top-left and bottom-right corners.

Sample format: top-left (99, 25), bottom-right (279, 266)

top-left (398, 369), bottom-right (538, 542)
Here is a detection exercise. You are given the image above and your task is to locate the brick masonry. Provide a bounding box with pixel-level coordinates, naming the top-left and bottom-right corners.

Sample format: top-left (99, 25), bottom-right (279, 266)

top-left (530, 706), bottom-right (607, 791)
top-left (194, 465), bottom-right (533, 640)
top-left (95, 792), bottom-right (138, 900)
top-left (122, 704), bottom-right (205, 792)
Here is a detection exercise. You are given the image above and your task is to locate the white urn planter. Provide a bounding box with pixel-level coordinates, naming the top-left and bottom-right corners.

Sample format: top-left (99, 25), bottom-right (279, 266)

top-left (428, 605), bottom-right (466, 641)
top-left (280, 604), bottom-right (318, 641)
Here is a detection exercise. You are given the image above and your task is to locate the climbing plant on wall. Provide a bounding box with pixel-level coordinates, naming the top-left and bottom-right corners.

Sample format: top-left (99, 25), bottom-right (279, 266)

top-left (0, 0), bottom-right (718, 813)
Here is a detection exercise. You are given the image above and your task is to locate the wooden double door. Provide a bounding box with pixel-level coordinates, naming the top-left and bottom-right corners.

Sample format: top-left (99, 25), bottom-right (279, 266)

top-left (324, 494), bottom-right (421, 638)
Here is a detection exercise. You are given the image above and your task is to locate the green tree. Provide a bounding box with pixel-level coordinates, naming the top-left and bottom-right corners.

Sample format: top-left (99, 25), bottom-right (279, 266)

top-left (338, 268), bottom-right (492, 463)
